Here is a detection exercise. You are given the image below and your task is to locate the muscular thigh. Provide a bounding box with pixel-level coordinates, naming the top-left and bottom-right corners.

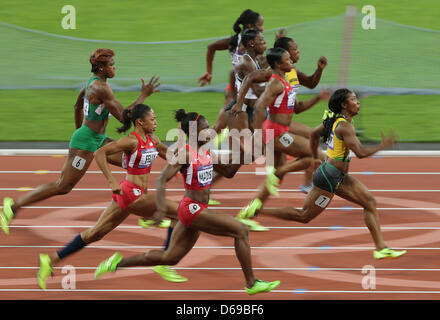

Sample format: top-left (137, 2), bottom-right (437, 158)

top-left (302, 186), bottom-right (335, 217)
top-left (58, 148), bottom-right (94, 186)
top-left (92, 201), bottom-right (129, 231)
top-left (290, 121), bottom-right (312, 138)
top-left (335, 175), bottom-right (373, 207)
top-left (274, 133), bottom-right (312, 158)
top-left (191, 209), bottom-right (244, 237)
top-left (129, 194), bottom-right (179, 220)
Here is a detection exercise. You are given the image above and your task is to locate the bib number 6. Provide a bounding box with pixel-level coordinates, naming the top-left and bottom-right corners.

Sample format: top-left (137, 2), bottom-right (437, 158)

top-left (72, 155), bottom-right (86, 171)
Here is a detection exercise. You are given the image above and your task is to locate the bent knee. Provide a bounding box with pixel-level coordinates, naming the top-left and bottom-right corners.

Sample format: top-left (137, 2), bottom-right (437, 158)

top-left (55, 181), bottom-right (76, 195)
top-left (363, 195), bottom-right (377, 210)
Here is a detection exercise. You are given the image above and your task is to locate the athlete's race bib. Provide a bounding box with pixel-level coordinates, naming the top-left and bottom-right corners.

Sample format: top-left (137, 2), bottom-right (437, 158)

top-left (287, 89), bottom-right (296, 109)
top-left (138, 149), bottom-right (159, 168)
top-left (197, 164), bottom-right (213, 187)
top-left (327, 132), bottom-right (335, 150)
top-left (83, 98), bottom-right (90, 117)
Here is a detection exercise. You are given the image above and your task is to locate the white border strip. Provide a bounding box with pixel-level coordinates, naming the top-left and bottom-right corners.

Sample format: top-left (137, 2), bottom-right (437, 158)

top-left (1, 149), bottom-right (440, 156)
top-left (0, 288), bottom-right (438, 294)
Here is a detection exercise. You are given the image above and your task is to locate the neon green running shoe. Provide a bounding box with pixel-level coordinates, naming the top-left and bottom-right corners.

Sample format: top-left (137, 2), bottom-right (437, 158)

top-left (237, 218), bottom-right (269, 232)
top-left (208, 199), bottom-right (221, 205)
top-left (1, 197), bottom-right (15, 235)
top-left (95, 252), bottom-right (123, 279)
top-left (265, 167), bottom-right (280, 197)
top-left (139, 218), bottom-right (171, 229)
top-left (237, 199), bottom-right (262, 219)
top-left (373, 248), bottom-right (407, 260)
top-left (246, 279), bottom-right (280, 295)
top-left (153, 265), bottom-right (188, 283)
top-left (37, 254), bottom-right (53, 290)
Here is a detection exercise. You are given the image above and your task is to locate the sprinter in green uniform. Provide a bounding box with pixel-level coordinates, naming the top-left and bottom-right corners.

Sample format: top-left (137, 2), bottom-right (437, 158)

top-left (1, 48), bottom-right (160, 235)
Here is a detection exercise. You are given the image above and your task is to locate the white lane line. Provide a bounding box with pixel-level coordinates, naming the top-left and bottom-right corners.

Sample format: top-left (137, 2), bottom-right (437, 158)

top-left (0, 245), bottom-right (438, 250)
top-left (2, 206), bottom-right (439, 211)
top-left (1, 188), bottom-right (440, 192)
top-left (0, 267), bottom-right (439, 271)
top-left (0, 170), bottom-right (439, 175)
top-left (6, 225), bottom-right (440, 230)
top-left (0, 288), bottom-right (439, 294)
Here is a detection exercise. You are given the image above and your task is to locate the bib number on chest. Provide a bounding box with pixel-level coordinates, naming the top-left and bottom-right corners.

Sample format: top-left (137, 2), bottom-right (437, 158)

top-left (327, 133), bottom-right (335, 150)
top-left (287, 90), bottom-right (296, 109)
top-left (197, 164), bottom-right (213, 187)
top-left (83, 98), bottom-right (89, 117)
top-left (139, 149), bottom-right (158, 168)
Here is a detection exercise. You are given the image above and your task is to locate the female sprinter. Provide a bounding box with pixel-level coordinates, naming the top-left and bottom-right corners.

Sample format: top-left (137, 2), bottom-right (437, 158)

top-left (242, 89), bottom-right (407, 260)
top-left (235, 48), bottom-right (325, 223)
top-left (94, 109), bottom-right (281, 295)
top-left (198, 9), bottom-right (269, 152)
top-left (274, 36), bottom-right (328, 193)
top-left (37, 104), bottom-right (187, 290)
top-left (1, 48), bottom-right (160, 235)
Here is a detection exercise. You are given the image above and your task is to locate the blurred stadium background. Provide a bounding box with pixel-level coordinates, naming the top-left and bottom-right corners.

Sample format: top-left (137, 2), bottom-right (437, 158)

top-left (0, 0), bottom-right (439, 142)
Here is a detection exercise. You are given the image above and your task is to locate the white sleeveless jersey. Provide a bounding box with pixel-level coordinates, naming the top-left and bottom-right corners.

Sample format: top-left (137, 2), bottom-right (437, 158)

top-left (235, 53), bottom-right (265, 100)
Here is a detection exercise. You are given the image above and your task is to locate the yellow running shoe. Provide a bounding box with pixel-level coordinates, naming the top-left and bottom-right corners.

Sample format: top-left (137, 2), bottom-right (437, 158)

top-left (208, 199), bottom-right (221, 205)
top-left (237, 218), bottom-right (269, 232)
top-left (265, 167), bottom-right (280, 197)
top-left (373, 247), bottom-right (407, 259)
top-left (139, 218), bottom-right (171, 229)
top-left (37, 254), bottom-right (53, 290)
top-left (153, 265), bottom-right (188, 282)
top-left (246, 279), bottom-right (280, 295)
top-left (1, 197), bottom-right (14, 235)
top-left (237, 199), bottom-right (262, 219)
top-left (95, 252), bottom-right (123, 279)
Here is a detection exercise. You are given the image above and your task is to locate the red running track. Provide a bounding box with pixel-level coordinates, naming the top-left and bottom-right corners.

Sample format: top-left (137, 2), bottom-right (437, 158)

top-left (0, 155), bottom-right (439, 300)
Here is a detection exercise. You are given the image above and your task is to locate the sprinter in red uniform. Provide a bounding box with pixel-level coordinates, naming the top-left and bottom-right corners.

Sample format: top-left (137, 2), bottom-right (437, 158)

top-left (95, 109), bottom-right (281, 295)
top-left (37, 104), bottom-right (186, 290)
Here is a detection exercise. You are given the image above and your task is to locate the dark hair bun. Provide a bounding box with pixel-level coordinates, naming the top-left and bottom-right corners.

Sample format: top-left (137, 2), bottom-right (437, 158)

top-left (174, 109), bottom-right (187, 122)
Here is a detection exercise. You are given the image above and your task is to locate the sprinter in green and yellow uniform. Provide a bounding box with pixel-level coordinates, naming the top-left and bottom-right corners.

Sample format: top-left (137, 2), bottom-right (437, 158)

top-left (1, 48), bottom-right (160, 234)
top-left (243, 88), bottom-right (407, 260)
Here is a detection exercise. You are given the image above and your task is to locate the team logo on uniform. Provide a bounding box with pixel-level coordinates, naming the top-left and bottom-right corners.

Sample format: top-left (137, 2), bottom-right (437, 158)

top-left (189, 203), bottom-right (201, 214)
top-left (133, 188), bottom-right (142, 196)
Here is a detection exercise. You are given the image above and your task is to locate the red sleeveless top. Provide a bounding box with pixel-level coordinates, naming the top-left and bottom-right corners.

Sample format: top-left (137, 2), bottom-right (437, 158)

top-left (181, 145), bottom-right (213, 191)
top-left (122, 131), bottom-right (159, 175)
top-left (268, 74), bottom-right (296, 114)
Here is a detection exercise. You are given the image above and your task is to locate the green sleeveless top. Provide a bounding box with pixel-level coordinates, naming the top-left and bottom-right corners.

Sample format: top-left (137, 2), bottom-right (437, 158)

top-left (83, 76), bottom-right (111, 121)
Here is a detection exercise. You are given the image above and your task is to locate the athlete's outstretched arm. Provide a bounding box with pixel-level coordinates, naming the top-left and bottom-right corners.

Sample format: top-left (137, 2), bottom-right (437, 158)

top-left (198, 38), bottom-right (230, 86)
top-left (74, 88), bottom-right (86, 129)
top-left (99, 76), bottom-right (160, 123)
top-left (94, 137), bottom-right (137, 194)
top-left (338, 123), bottom-right (396, 159)
top-left (296, 56), bottom-right (327, 89)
